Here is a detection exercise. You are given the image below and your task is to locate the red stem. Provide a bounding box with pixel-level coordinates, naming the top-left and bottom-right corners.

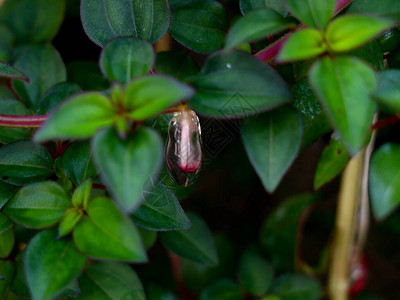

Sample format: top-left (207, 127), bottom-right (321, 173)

top-left (371, 114), bottom-right (400, 130)
top-left (168, 252), bottom-right (195, 300)
top-left (0, 115), bottom-right (47, 128)
top-left (255, 0), bottom-right (355, 63)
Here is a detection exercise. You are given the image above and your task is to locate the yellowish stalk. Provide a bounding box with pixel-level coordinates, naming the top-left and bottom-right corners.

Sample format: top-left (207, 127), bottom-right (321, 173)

top-left (155, 33), bottom-right (172, 53)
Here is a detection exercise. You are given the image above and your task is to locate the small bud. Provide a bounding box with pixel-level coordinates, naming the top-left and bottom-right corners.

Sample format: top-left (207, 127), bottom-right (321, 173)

top-left (166, 109), bottom-right (202, 186)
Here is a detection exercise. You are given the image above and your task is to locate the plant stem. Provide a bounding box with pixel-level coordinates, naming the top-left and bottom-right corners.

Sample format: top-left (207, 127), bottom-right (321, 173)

top-left (255, 0), bottom-right (355, 63)
top-left (0, 115), bottom-right (48, 128)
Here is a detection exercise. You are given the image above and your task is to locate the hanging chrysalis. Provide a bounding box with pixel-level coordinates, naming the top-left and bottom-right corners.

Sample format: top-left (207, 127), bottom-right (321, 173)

top-left (166, 109), bottom-right (202, 187)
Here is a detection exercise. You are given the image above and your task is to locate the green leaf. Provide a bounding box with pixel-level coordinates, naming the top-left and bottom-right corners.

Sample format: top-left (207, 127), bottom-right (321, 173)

top-left (25, 230), bottom-right (86, 300)
top-left (0, 0), bottom-right (65, 44)
top-left (61, 141), bottom-right (97, 186)
top-left (0, 260), bottom-right (15, 298)
top-left (73, 197), bottom-right (147, 262)
top-left (0, 140), bottom-right (54, 183)
top-left (72, 178), bottom-right (92, 210)
top-left (277, 29), bottom-right (326, 62)
top-left (100, 37), bottom-right (155, 84)
top-left (314, 136), bottom-right (349, 190)
top-left (138, 227), bottom-right (157, 249)
top-left (10, 251), bottom-right (30, 298)
top-left (271, 274), bottom-right (322, 300)
top-left (292, 79), bottom-right (331, 149)
top-left (239, 250), bottom-right (274, 297)
top-left (348, 0), bottom-right (400, 21)
top-left (0, 99), bottom-right (31, 144)
top-left (58, 208), bottom-right (83, 238)
top-left (34, 92), bottom-right (115, 141)
top-left (125, 76), bottom-right (194, 120)
top-left (155, 51), bottom-right (200, 83)
top-left (349, 41), bottom-right (384, 71)
top-left (0, 181), bottom-right (17, 209)
top-left (81, 0), bottom-right (170, 46)
top-left (260, 195), bottom-right (317, 271)
top-left (240, 0), bottom-right (287, 16)
top-left (12, 43), bottom-right (66, 109)
top-left (169, 0), bottom-right (228, 54)
top-left (241, 106), bottom-right (303, 192)
top-left (132, 181), bottom-right (191, 231)
top-left (0, 62), bottom-right (29, 82)
top-left (190, 50), bottom-right (292, 118)
top-left (309, 56), bottom-right (376, 155)
top-left (369, 143), bottom-right (400, 220)
top-left (2, 181), bottom-right (71, 228)
top-left (92, 127), bottom-right (163, 212)
top-left (180, 234), bottom-right (235, 292)
top-left (161, 212), bottom-right (218, 265)
top-left (147, 284), bottom-right (179, 300)
top-left (67, 61), bottom-right (110, 91)
top-left (36, 82), bottom-right (81, 115)
top-left (77, 262), bottom-right (145, 300)
top-left (373, 69), bottom-right (400, 112)
top-left (0, 224), bottom-right (14, 258)
top-left (200, 279), bottom-right (244, 300)
top-left (225, 8), bottom-right (292, 51)
top-left (0, 25), bottom-right (14, 63)
top-left (283, 0), bottom-right (335, 28)
top-left (326, 15), bottom-right (395, 53)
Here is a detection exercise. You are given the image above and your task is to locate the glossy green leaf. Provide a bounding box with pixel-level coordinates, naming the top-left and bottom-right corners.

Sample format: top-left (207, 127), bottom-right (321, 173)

top-left (241, 106), bottom-right (303, 192)
top-left (260, 195), bottom-right (317, 270)
top-left (73, 197), bottom-right (147, 262)
top-left (36, 82), bottom-right (81, 115)
top-left (12, 44), bottom-right (66, 109)
top-left (155, 51), bottom-right (200, 83)
top-left (225, 8), bottom-right (292, 51)
top-left (100, 37), bottom-right (155, 84)
top-left (200, 280), bottom-right (244, 300)
top-left (77, 262), bottom-right (145, 300)
top-left (161, 213), bottom-right (218, 265)
top-left (0, 182), bottom-right (17, 210)
top-left (0, 141), bottom-right (54, 183)
top-left (81, 0), bottom-right (170, 46)
top-left (169, 0), bottom-right (228, 54)
top-left (2, 181), bottom-right (71, 228)
top-left (25, 230), bottom-right (86, 300)
top-left (283, 0), bottom-right (335, 28)
top-left (292, 79), bottom-right (331, 148)
top-left (239, 250), bottom-right (274, 297)
top-left (271, 274), bottom-right (322, 300)
top-left (278, 29), bottom-right (326, 62)
top-left (0, 62), bottom-right (28, 82)
top-left (240, 0), bottom-right (287, 16)
top-left (72, 178), bottom-right (92, 210)
top-left (125, 76), bottom-right (195, 120)
top-left (58, 208), bottom-right (83, 238)
top-left (373, 69), bottom-right (400, 112)
top-left (0, 0), bottom-right (65, 44)
top-left (348, 0), bottom-right (400, 21)
top-left (61, 141), bottom-right (97, 186)
top-left (67, 61), bottom-right (110, 91)
top-left (369, 143), bottom-right (400, 220)
top-left (92, 127), bottom-right (163, 212)
top-left (309, 56), bottom-right (376, 155)
top-left (132, 181), bottom-right (191, 231)
top-left (0, 260), bottom-right (15, 298)
top-left (190, 50), bottom-right (292, 117)
top-left (34, 92), bottom-right (115, 141)
top-left (326, 15), bottom-right (395, 53)
top-left (314, 136), bottom-right (349, 190)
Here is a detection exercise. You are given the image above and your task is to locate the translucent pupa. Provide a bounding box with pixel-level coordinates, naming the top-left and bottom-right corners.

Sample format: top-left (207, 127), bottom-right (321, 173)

top-left (165, 109), bottom-right (202, 186)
